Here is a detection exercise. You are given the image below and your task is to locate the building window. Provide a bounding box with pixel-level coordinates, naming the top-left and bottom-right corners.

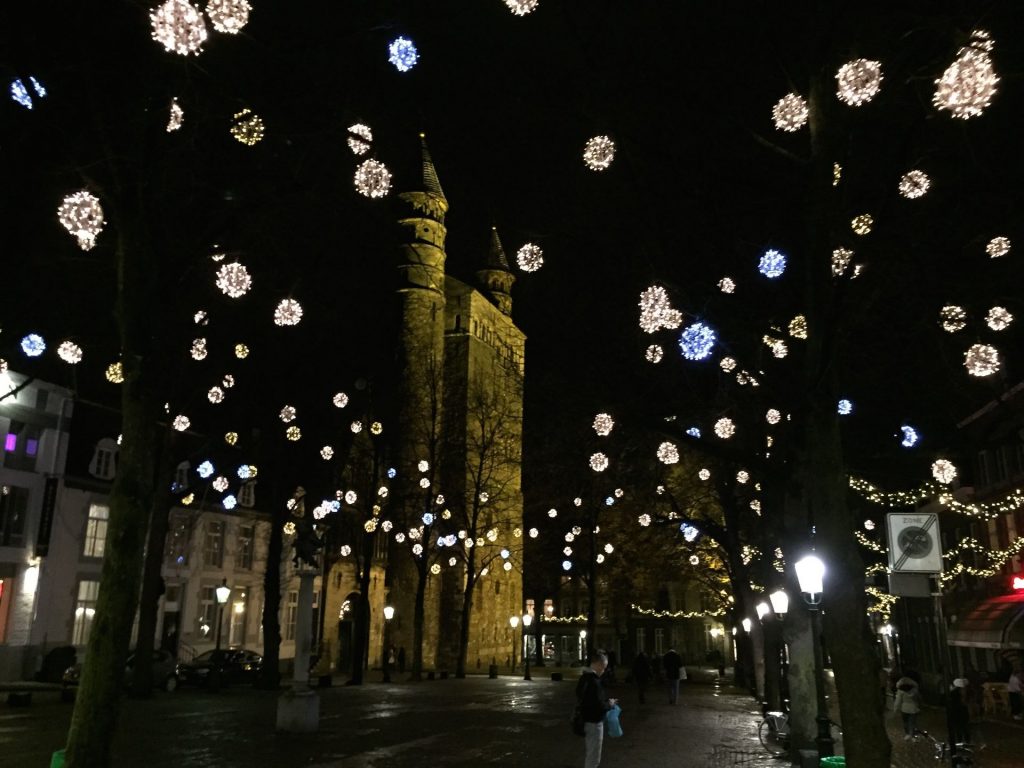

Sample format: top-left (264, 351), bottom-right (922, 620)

top-left (72, 580), bottom-right (100, 645)
top-left (173, 461), bottom-right (190, 493)
top-left (599, 598), bottom-right (610, 620)
top-left (203, 521), bottom-right (225, 568)
top-left (636, 627), bottom-right (646, 653)
top-left (89, 438), bottom-right (118, 480)
top-left (654, 627), bottom-right (665, 655)
top-left (238, 481), bottom-right (256, 509)
top-left (229, 590), bottom-right (247, 646)
top-left (3, 421), bottom-right (41, 472)
top-left (82, 504), bottom-right (109, 558)
top-left (166, 511), bottom-right (192, 566)
top-left (198, 585), bottom-right (215, 637)
top-left (0, 485), bottom-right (29, 547)
top-left (284, 591), bottom-right (298, 641)
top-left (237, 525), bottom-right (254, 570)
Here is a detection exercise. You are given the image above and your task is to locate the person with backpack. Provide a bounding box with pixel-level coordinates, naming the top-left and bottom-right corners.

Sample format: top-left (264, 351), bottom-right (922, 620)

top-left (576, 649), bottom-right (618, 768)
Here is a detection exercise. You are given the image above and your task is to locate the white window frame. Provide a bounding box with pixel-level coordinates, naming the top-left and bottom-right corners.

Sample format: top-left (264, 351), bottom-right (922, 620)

top-left (83, 503), bottom-right (109, 558)
top-left (72, 580), bottom-right (100, 645)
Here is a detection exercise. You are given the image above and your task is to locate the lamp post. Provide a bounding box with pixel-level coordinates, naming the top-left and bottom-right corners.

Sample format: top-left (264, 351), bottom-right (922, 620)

top-left (382, 605), bottom-right (394, 683)
top-left (769, 589), bottom-right (790, 698)
top-left (521, 614), bottom-right (533, 680)
top-left (509, 615), bottom-right (519, 671)
top-left (579, 629), bottom-right (587, 665)
top-left (214, 579), bottom-right (230, 651)
top-left (795, 554), bottom-right (833, 758)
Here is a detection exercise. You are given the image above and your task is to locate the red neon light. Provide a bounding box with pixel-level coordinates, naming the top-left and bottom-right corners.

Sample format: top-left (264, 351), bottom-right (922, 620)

top-left (1013, 576), bottom-right (1024, 591)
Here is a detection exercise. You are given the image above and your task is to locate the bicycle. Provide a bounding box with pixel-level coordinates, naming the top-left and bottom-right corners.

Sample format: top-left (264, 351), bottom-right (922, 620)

top-left (920, 730), bottom-right (984, 767)
top-left (757, 710), bottom-right (842, 757)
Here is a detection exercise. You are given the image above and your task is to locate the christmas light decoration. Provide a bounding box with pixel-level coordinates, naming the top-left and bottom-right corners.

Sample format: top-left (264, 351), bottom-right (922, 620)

top-left (10, 77), bottom-right (46, 109)
top-left (57, 341), bottom-right (83, 364)
top-left (370, 421), bottom-right (383, 435)
top-left (350, 421), bottom-right (362, 433)
top-left (206, 0), bottom-right (250, 33)
top-left (516, 243), bottom-right (544, 272)
top-left (345, 490), bottom-right (357, 505)
top-left (986, 306), bottom-right (1013, 331)
top-left (719, 357), bottom-right (736, 372)
top-left (686, 427), bottom-right (701, 438)
top-left (766, 409), bottom-right (781, 424)
top-left (20, 334), bottom-right (45, 357)
top-left (190, 338), bottom-right (207, 361)
top-left (986, 236), bottom-right (1010, 258)
top-left (353, 158), bottom-right (392, 198)
top-left (680, 524), bottom-right (699, 542)
top-left (833, 163), bottom-right (842, 186)
top-left (273, 299), bottom-right (303, 326)
top-left (714, 418), bottom-right (735, 439)
top-left (387, 37), bottom-right (419, 72)
top-left (237, 464), bottom-right (255, 480)
top-left (106, 362), bottom-right (124, 383)
top-left (689, 554), bottom-right (700, 566)
top-left (582, 135), bottom-right (615, 171)
top-left (230, 109), bottom-right (264, 145)
top-left (638, 285), bottom-right (683, 333)
top-left (225, 432), bottom-right (238, 445)
top-left (286, 426), bottom-right (301, 441)
top-left (173, 415), bottom-right (190, 431)
top-left (222, 374), bottom-right (235, 388)
top-left (832, 247), bottom-right (853, 276)
top-left (789, 315), bottom-right (808, 338)
top-left (939, 305), bottom-right (967, 332)
top-left (207, 387), bottom-right (224, 403)
top-left (235, 344), bottom-right (249, 359)
top-left (837, 399), bottom-right (853, 415)
top-left (589, 452), bottom-right (609, 472)
top-left (548, 508), bottom-right (558, 518)
top-left (851, 214), bottom-right (873, 235)
top-left (150, 0), bottom-right (207, 55)
top-left (333, 392), bottom-right (349, 408)
top-left (347, 123), bottom-right (372, 155)
top-left (196, 461), bottom-right (214, 479)
top-left (758, 249), bottom-right (786, 278)
top-left (698, 468), bottom-right (711, 481)
top-left (836, 59), bottom-right (883, 105)
top-left (718, 277), bottom-right (736, 293)
top-left (679, 322), bottom-right (716, 361)
top-left (934, 30), bottom-right (999, 120)
top-left (736, 470), bottom-right (749, 484)
top-left (657, 442), bottom-right (679, 464)
top-left (58, 191), bottom-right (105, 250)
top-left (900, 425), bottom-right (919, 448)
top-left (215, 262), bottom-right (252, 297)
top-left (645, 344), bottom-right (663, 363)
top-left (964, 343), bottom-right (1000, 376)
top-left (764, 336), bottom-right (788, 358)
top-left (165, 98), bottom-right (184, 132)
top-left (772, 93), bottom-right (808, 131)
top-left (193, 311), bottom-right (208, 326)
top-left (931, 459), bottom-right (957, 484)
top-left (279, 405), bottom-right (296, 423)
top-left (638, 514), bottom-right (652, 527)
top-left (417, 459), bottom-right (430, 472)
top-left (898, 170), bottom-right (930, 198)
top-left (736, 370), bottom-right (759, 387)
top-left (504, 0), bottom-right (539, 15)
top-left (592, 413), bottom-right (614, 436)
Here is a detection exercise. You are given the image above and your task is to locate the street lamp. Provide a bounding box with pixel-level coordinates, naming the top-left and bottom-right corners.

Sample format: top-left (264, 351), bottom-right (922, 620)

top-left (741, 617), bottom-right (753, 633)
top-left (769, 589), bottom-right (789, 617)
top-left (382, 605), bottom-right (394, 682)
top-left (756, 602), bottom-right (771, 621)
top-left (214, 579), bottom-right (231, 651)
top-left (795, 554), bottom-right (833, 757)
top-left (521, 614), bottom-right (533, 680)
top-left (579, 629), bottom-right (587, 664)
top-left (509, 615), bottom-right (519, 671)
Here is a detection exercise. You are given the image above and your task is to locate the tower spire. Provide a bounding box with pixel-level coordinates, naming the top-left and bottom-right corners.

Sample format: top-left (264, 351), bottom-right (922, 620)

top-left (487, 226), bottom-right (511, 271)
top-left (420, 133), bottom-right (446, 202)
top-left (477, 226), bottom-right (516, 316)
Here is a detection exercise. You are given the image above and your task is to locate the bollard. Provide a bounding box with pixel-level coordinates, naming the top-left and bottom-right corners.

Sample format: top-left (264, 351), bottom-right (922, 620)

top-left (50, 750), bottom-right (65, 768)
top-left (488, 664), bottom-right (498, 679)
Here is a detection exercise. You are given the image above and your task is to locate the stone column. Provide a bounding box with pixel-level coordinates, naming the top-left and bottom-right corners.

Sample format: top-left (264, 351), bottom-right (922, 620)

top-left (276, 566), bottom-right (320, 732)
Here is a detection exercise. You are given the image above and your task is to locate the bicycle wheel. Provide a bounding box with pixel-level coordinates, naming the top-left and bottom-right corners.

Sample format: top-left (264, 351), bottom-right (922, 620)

top-left (759, 718), bottom-right (789, 756)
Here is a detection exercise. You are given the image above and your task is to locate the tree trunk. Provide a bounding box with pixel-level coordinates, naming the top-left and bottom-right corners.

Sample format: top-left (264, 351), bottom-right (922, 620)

top-left (257, 507), bottom-right (284, 690)
top-left (348, 530), bottom-right (375, 685)
top-left (455, 546), bottom-right (477, 678)
top-left (409, 559), bottom-right (427, 681)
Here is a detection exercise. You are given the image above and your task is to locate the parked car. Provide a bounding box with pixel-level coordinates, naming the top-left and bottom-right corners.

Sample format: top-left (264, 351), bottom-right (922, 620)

top-left (62, 649), bottom-right (178, 701)
top-left (175, 648), bottom-right (263, 688)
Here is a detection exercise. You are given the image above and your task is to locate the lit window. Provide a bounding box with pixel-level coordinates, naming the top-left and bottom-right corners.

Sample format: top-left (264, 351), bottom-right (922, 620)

top-left (72, 580), bottom-right (100, 645)
top-left (0, 485), bottom-right (29, 547)
top-left (83, 504), bottom-right (109, 558)
top-left (89, 438), bottom-right (118, 480)
top-left (203, 521), bottom-right (224, 567)
top-left (284, 591), bottom-right (298, 641)
top-left (237, 525), bottom-right (254, 570)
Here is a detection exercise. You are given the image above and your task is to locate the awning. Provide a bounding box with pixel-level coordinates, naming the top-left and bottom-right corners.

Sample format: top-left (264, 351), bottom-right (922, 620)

top-left (947, 595), bottom-right (1024, 649)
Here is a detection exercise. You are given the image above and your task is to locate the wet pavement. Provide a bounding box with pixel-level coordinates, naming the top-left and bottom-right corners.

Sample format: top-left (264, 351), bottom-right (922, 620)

top-left (3, 670), bottom-right (1023, 767)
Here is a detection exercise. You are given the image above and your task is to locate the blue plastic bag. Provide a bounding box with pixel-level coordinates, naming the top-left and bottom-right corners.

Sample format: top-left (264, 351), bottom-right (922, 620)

top-left (605, 704), bottom-right (623, 738)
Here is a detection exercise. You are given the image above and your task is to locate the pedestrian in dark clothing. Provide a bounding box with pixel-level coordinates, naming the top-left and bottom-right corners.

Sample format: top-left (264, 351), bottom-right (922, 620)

top-left (397, 647), bottom-right (406, 674)
top-left (651, 654), bottom-right (662, 681)
top-left (577, 649), bottom-right (618, 768)
top-left (947, 678), bottom-right (971, 755)
top-left (662, 648), bottom-right (683, 705)
top-left (631, 652), bottom-right (651, 704)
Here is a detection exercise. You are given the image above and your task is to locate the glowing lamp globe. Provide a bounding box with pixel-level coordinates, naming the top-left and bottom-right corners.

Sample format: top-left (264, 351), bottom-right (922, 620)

top-left (795, 555), bottom-right (825, 601)
top-left (769, 589), bottom-right (789, 616)
top-left (383, 605), bottom-right (395, 621)
top-left (522, 613), bottom-right (533, 627)
top-left (509, 615), bottom-right (519, 629)
top-left (756, 602), bottom-right (770, 620)
top-left (741, 618), bottom-right (752, 633)
top-left (215, 582), bottom-right (231, 604)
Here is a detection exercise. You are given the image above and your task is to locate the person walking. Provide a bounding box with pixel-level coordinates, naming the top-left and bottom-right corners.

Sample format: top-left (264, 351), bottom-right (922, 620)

top-left (631, 651), bottom-right (651, 704)
top-left (893, 673), bottom-right (922, 740)
top-left (577, 649), bottom-right (618, 768)
top-left (662, 648), bottom-right (683, 705)
top-left (1008, 665), bottom-right (1023, 720)
top-left (947, 678), bottom-right (972, 750)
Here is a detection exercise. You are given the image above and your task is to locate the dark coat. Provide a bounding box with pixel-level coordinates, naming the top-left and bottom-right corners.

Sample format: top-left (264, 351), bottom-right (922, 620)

top-left (662, 649), bottom-right (683, 679)
top-left (631, 653), bottom-right (651, 683)
top-left (576, 668), bottom-right (611, 723)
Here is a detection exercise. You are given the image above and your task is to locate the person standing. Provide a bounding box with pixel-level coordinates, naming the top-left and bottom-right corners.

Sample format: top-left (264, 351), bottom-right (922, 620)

top-left (1008, 665), bottom-right (1023, 721)
top-left (893, 674), bottom-right (922, 740)
top-left (947, 678), bottom-right (972, 754)
top-left (577, 649), bottom-right (618, 768)
top-left (662, 648), bottom-right (683, 705)
top-left (397, 647), bottom-right (406, 675)
top-left (631, 651), bottom-right (651, 704)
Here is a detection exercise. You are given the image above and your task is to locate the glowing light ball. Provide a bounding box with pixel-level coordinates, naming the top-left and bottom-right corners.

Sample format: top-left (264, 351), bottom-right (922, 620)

top-left (851, 214), bottom-right (873, 235)
top-left (582, 135), bottom-right (615, 171)
top-left (934, 30), bottom-right (999, 119)
top-left (345, 490), bottom-right (357, 504)
top-left (207, 387), bottom-right (224, 403)
top-left (900, 425), bottom-right (919, 448)
top-left (20, 334), bottom-right (46, 357)
top-left (347, 123), bottom-right (372, 155)
top-left (350, 421), bottom-right (363, 433)
top-left (832, 247), bottom-right (853, 276)
top-left (106, 362), bottom-right (124, 383)
top-left (718, 277), bottom-right (736, 293)
top-left (417, 459), bottom-right (430, 472)
top-left (57, 341), bottom-right (83, 364)
top-left (150, 0), bottom-right (207, 55)
top-left (719, 357), bottom-right (736, 372)
top-left (548, 508), bottom-right (558, 518)
top-left (279, 405), bottom-right (297, 423)
top-left (173, 415), bottom-right (190, 431)
top-left (286, 426), bottom-right (301, 441)
top-left (340, 545), bottom-right (352, 557)
top-left (689, 554), bottom-right (700, 566)
top-left (736, 470), bottom-right (749, 484)
top-left (388, 37), bottom-right (419, 72)
top-left (789, 315), bottom-right (808, 339)
top-left (589, 452), bottom-right (609, 472)
top-left (899, 170), bottom-right (931, 199)
top-left (235, 344), bottom-right (249, 359)
top-left (686, 427), bottom-right (701, 438)
top-left (604, 543), bottom-right (614, 555)
top-left (766, 409), bottom-right (781, 424)
top-left (274, 299), bottom-right (303, 326)
top-left (354, 158), bottom-right (392, 198)
top-left (638, 514), bottom-right (651, 527)
top-left (224, 432), bottom-right (238, 445)
top-left (592, 413), bottom-right (614, 436)
top-left (230, 109), bottom-right (264, 145)
top-left (206, 0), bottom-right (251, 34)
top-left (638, 285), bottom-right (683, 333)
top-left (836, 59), bottom-right (883, 105)
top-left (194, 310), bottom-right (208, 325)
top-left (939, 305), bottom-right (967, 332)
top-left (772, 93), bottom-right (808, 131)
top-left (714, 418), bottom-right (735, 439)
top-left (167, 98), bottom-right (184, 132)
top-left (657, 442), bottom-right (679, 464)
top-left (237, 464), bottom-right (255, 480)
top-left (216, 262), bottom-right (252, 298)
top-left (58, 191), bottom-right (105, 250)
top-left (516, 243), bottom-right (544, 272)
top-left (931, 459), bottom-right (957, 484)
top-left (529, 528), bottom-right (538, 538)
top-left (758, 249), bottom-right (787, 278)
top-left (837, 399), bottom-right (853, 415)
top-left (698, 468), bottom-right (711, 480)
top-left (986, 236), bottom-right (1010, 258)
top-left (190, 338), bottom-right (208, 360)
top-left (504, 0), bottom-right (539, 15)
top-left (864, 520), bottom-right (876, 531)
top-left (679, 322), bottom-right (716, 361)
top-left (751, 500), bottom-right (762, 514)
top-left (222, 374), bottom-right (235, 388)
top-left (964, 344), bottom-right (1000, 377)
top-left (370, 421), bottom-right (383, 435)
top-left (681, 524), bottom-right (699, 542)
top-left (645, 344), bottom-right (664, 363)
top-left (196, 460), bottom-right (214, 479)
top-left (986, 306), bottom-right (1013, 331)
top-left (333, 392), bottom-right (349, 408)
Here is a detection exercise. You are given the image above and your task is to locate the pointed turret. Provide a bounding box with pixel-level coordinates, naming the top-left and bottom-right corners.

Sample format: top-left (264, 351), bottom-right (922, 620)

top-left (420, 135), bottom-right (446, 202)
top-left (476, 226), bottom-right (516, 316)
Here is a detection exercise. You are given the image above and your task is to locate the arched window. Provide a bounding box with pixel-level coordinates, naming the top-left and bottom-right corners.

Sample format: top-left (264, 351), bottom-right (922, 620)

top-left (89, 438), bottom-right (118, 480)
top-left (173, 461), bottom-right (190, 492)
top-left (238, 480), bottom-right (256, 508)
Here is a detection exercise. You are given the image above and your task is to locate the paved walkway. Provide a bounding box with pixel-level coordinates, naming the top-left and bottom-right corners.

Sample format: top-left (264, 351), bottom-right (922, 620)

top-left (3, 670), bottom-right (1023, 767)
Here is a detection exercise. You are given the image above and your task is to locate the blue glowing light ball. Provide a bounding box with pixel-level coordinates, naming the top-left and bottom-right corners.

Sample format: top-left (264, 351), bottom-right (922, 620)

top-left (605, 496), bottom-right (615, 506)
top-left (679, 322), bottom-right (716, 361)
top-left (686, 427), bottom-right (701, 438)
top-left (388, 37), bottom-right (419, 72)
top-left (197, 460), bottom-right (215, 478)
top-left (21, 333), bottom-right (46, 357)
top-left (900, 425), bottom-right (919, 448)
top-left (758, 248), bottom-right (787, 278)
top-left (387, 467), bottom-right (397, 479)
top-left (422, 512), bottom-right (434, 526)
top-left (681, 523), bottom-right (700, 542)
top-left (222, 495), bottom-right (237, 510)
top-left (561, 560), bottom-right (572, 571)
top-left (837, 399), bottom-right (853, 415)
